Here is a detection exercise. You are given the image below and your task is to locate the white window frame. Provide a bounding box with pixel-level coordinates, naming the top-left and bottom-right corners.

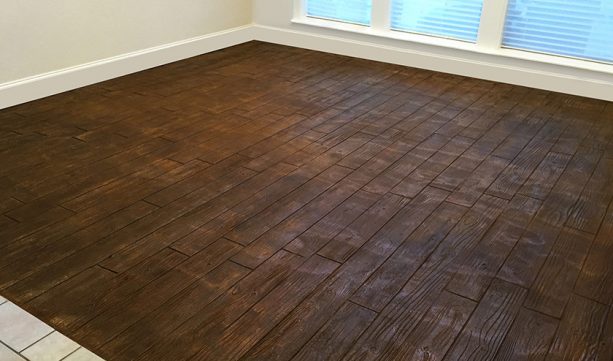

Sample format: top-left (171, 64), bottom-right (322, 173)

top-left (292, 0), bottom-right (613, 75)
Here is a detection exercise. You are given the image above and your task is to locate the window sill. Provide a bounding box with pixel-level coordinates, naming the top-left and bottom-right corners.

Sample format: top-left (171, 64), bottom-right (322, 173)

top-left (291, 16), bottom-right (613, 76)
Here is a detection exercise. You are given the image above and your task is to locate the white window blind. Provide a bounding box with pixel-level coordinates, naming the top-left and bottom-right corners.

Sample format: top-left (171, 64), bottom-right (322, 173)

top-left (391, 0), bottom-right (485, 42)
top-left (307, 0), bottom-right (373, 25)
top-left (503, 0), bottom-right (613, 63)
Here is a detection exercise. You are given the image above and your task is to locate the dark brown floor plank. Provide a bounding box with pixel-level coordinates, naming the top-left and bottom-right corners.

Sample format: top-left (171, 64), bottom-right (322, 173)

top-left (100, 261), bottom-right (249, 361)
top-left (0, 201), bottom-right (158, 291)
top-left (447, 154), bottom-right (510, 207)
top-left (350, 201), bottom-right (467, 311)
top-left (97, 162), bottom-right (294, 272)
top-left (524, 227), bottom-right (593, 318)
top-left (73, 239), bottom-right (243, 348)
top-left (597, 307), bottom-right (613, 361)
top-left (135, 250), bottom-right (304, 361)
top-left (391, 135), bottom-right (474, 198)
top-left (493, 308), bottom-right (558, 361)
top-left (190, 255), bottom-right (339, 361)
top-left (241, 187), bottom-right (448, 361)
top-left (0, 41), bottom-right (611, 361)
top-left (487, 136), bottom-right (557, 200)
top-left (0, 197), bottom-right (23, 213)
top-left (317, 192), bottom-right (409, 263)
top-left (291, 301), bottom-right (377, 361)
top-left (342, 195), bottom-right (507, 361)
top-left (283, 189), bottom-right (379, 256)
top-left (545, 295), bottom-right (608, 361)
top-left (575, 202), bottom-right (613, 305)
top-left (26, 248), bottom-right (187, 334)
top-left (442, 279), bottom-right (527, 361)
top-left (362, 134), bottom-right (450, 195)
top-left (226, 165), bottom-right (352, 246)
top-left (518, 151), bottom-right (571, 201)
top-left (446, 194), bottom-right (541, 301)
top-left (566, 157), bottom-right (613, 234)
top-left (385, 291), bottom-right (476, 361)
top-left (497, 144), bottom-right (601, 288)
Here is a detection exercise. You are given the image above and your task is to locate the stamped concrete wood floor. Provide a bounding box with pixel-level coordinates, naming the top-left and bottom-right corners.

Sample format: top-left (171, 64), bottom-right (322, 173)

top-left (0, 41), bottom-right (612, 361)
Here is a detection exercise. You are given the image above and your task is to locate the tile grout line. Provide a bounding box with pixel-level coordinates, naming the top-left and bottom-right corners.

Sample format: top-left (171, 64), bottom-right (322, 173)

top-left (0, 296), bottom-right (104, 360)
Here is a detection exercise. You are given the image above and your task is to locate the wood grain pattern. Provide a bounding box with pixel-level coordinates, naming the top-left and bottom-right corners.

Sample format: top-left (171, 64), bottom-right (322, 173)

top-left (0, 42), bottom-right (610, 361)
top-left (101, 261), bottom-right (249, 361)
top-left (448, 154), bottom-right (510, 206)
top-left (497, 143), bottom-right (601, 288)
top-left (343, 195), bottom-right (508, 361)
top-left (391, 135), bottom-right (474, 198)
top-left (443, 279), bottom-right (527, 361)
top-left (388, 291), bottom-right (476, 361)
top-left (242, 188), bottom-right (448, 361)
top-left (518, 152), bottom-right (571, 201)
top-left (524, 227), bottom-right (593, 318)
top-left (284, 189), bottom-right (379, 256)
top-left (545, 295), bottom-right (608, 361)
top-left (575, 202), bottom-right (613, 305)
top-left (597, 307), bottom-right (613, 361)
top-left (291, 301), bottom-right (377, 361)
top-left (136, 250), bottom-right (304, 361)
top-left (566, 157), bottom-right (613, 234)
top-left (317, 192), bottom-right (408, 263)
top-left (191, 255), bottom-right (339, 361)
top-left (447, 194), bottom-right (541, 301)
top-left (493, 308), bottom-right (558, 361)
top-left (350, 201), bottom-right (467, 311)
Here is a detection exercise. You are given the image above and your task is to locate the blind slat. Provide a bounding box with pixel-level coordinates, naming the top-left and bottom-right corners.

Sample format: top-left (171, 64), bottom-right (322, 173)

top-left (503, 0), bottom-right (613, 63)
top-left (307, 0), bottom-right (372, 25)
top-left (391, 0), bottom-right (485, 42)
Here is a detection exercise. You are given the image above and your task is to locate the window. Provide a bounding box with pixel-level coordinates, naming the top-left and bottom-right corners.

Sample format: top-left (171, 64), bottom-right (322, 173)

top-left (391, 0), bottom-right (485, 42)
top-left (301, 0), bottom-right (613, 67)
top-left (503, 0), bottom-right (613, 63)
top-left (307, 0), bottom-right (373, 25)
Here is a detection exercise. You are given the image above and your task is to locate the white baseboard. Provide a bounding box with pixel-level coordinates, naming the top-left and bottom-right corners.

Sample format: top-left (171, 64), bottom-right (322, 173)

top-left (0, 25), bottom-right (254, 110)
top-left (2, 23), bottom-right (611, 110)
top-left (251, 24), bottom-right (613, 102)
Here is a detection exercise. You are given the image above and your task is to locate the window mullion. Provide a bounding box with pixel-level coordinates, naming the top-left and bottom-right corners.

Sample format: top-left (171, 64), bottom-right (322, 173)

top-left (371, 0), bottom-right (391, 30)
top-left (293, 0), bottom-right (306, 19)
top-left (477, 0), bottom-right (510, 49)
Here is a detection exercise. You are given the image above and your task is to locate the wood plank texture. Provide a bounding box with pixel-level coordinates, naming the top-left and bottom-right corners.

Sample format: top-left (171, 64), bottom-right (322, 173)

top-left (0, 41), bottom-right (611, 361)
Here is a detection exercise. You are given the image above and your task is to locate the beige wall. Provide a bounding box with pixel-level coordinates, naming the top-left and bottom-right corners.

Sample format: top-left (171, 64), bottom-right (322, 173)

top-left (0, 0), bottom-right (252, 84)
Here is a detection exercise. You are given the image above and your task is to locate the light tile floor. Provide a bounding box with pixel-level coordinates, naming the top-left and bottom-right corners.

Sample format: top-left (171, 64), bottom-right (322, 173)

top-left (0, 295), bottom-right (104, 361)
